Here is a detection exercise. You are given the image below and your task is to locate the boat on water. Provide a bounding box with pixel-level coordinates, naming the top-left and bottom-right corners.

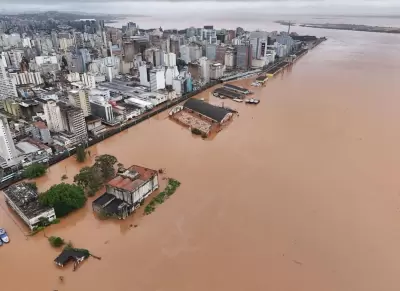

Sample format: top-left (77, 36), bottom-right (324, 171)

top-left (245, 98), bottom-right (260, 105)
top-left (233, 98), bottom-right (243, 103)
top-left (251, 82), bottom-right (261, 87)
top-left (0, 228), bottom-right (9, 244)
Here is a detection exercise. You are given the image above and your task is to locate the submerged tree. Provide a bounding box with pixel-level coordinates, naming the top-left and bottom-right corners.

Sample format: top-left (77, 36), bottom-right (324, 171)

top-left (93, 154), bottom-right (118, 181)
top-left (48, 236), bottom-right (65, 247)
top-left (23, 163), bottom-right (47, 179)
top-left (39, 183), bottom-right (87, 217)
top-left (76, 145), bottom-right (87, 163)
top-left (74, 167), bottom-right (103, 197)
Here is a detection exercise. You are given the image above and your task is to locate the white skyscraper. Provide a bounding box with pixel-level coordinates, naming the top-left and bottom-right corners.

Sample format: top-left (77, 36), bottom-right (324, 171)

top-left (199, 57), bottom-right (210, 83)
top-left (0, 115), bottom-right (17, 162)
top-left (0, 61), bottom-right (17, 101)
top-left (139, 64), bottom-right (150, 86)
top-left (164, 53), bottom-right (176, 67)
top-left (150, 69), bottom-right (166, 92)
top-left (43, 101), bottom-right (65, 132)
top-left (180, 45), bottom-right (190, 63)
top-left (81, 73), bottom-right (96, 89)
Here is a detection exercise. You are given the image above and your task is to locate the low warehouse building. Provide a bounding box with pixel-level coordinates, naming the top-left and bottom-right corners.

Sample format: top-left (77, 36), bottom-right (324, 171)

top-left (3, 182), bottom-right (56, 230)
top-left (183, 98), bottom-right (232, 124)
top-left (92, 165), bottom-right (159, 219)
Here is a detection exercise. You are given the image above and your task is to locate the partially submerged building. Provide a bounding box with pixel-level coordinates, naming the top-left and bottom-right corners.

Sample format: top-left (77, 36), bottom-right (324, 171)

top-left (54, 249), bottom-right (89, 268)
top-left (169, 98), bottom-right (233, 136)
top-left (183, 98), bottom-right (233, 124)
top-left (3, 182), bottom-right (56, 230)
top-left (92, 165), bottom-right (159, 219)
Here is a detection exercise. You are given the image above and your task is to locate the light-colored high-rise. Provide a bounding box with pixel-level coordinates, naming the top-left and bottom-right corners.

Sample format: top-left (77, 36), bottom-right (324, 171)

top-left (43, 100), bottom-right (65, 132)
top-left (81, 73), bottom-right (96, 89)
top-left (0, 61), bottom-right (18, 101)
top-left (68, 90), bottom-right (91, 117)
top-left (43, 101), bottom-right (88, 144)
top-left (164, 53), bottom-right (176, 67)
top-left (199, 57), bottom-right (210, 83)
top-left (150, 69), bottom-right (166, 92)
top-left (0, 114), bottom-right (17, 162)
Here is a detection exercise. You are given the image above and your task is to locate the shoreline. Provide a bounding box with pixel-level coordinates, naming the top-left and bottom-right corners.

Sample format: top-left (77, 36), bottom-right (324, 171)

top-left (300, 24), bottom-right (400, 34)
top-left (0, 37), bottom-right (327, 190)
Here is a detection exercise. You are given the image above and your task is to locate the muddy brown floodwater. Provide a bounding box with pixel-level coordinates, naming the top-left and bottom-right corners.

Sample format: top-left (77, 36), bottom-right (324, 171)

top-left (2, 28), bottom-right (400, 291)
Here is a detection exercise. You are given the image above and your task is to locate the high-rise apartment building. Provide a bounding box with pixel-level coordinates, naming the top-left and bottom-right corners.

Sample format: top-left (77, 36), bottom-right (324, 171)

top-left (199, 57), bottom-right (210, 83)
top-left (68, 90), bottom-right (91, 117)
top-left (206, 44), bottom-right (217, 61)
top-left (180, 45), bottom-right (190, 63)
top-left (150, 69), bottom-right (166, 92)
top-left (189, 44), bottom-right (203, 62)
top-left (215, 45), bottom-right (227, 64)
top-left (90, 100), bottom-right (114, 123)
top-left (9, 72), bottom-right (43, 86)
top-left (43, 101), bottom-right (87, 145)
top-left (0, 61), bottom-right (18, 101)
top-left (236, 44), bottom-right (252, 69)
top-left (80, 73), bottom-right (96, 89)
top-left (164, 53), bottom-right (177, 67)
top-left (0, 114), bottom-right (17, 162)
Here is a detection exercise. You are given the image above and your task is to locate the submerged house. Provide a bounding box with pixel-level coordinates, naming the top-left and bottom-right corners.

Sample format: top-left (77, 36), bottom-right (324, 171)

top-left (54, 249), bottom-right (89, 268)
top-left (92, 165), bottom-right (159, 219)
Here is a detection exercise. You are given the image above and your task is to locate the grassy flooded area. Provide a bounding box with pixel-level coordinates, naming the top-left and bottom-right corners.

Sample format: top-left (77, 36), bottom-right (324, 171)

top-left (144, 179), bottom-right (181, 215)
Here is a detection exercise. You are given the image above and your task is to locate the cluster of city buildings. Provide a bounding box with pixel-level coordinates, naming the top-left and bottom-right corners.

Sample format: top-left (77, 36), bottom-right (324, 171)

top-left (0, 14), bottom-right (304, 179)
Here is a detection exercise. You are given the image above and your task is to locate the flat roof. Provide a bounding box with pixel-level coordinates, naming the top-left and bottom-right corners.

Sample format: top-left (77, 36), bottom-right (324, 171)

top-left (93, 193), bottom-right (115, 207)
top-left (3, 183), bottom-right (54, 219)
top-left (184, 99), bottom-right (231, 123)
top-left (125, 97), bottom-right (153, 107)
top-left (223, 84), bottom-right (250, 93)
top-left (214, 88), bottom-right (243, 99)
top-left (104, 198), bottom-right (131, 215)
top-left (16, 141), bottom-right (40, 154)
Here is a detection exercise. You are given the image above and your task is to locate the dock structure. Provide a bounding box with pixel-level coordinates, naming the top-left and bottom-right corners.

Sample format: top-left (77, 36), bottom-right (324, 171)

top-left (265, 61), bottom-right (290, 78)
top-left (223, 84), bottom-right (251, 95)
top-left (213, 88), bottom-right (244, 99)
top-left (255, 75), bottom-right (268, 84)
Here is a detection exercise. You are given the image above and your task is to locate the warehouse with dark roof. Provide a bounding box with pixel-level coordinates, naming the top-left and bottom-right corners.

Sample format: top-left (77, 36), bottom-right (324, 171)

top-left (183, 99), bottom-right (232, 124)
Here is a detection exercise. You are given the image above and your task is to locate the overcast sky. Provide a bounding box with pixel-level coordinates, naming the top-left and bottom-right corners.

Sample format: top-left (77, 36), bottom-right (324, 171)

top-left (1, 0), bottom-right (400, 15)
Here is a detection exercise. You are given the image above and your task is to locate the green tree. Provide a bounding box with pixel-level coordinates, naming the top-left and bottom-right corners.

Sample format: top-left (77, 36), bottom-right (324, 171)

top-left (48, 236), bottom-right (65, 247)
top-left (26, 182), bottom-right (38, 191)
top-left (23, 163), bottom-right (47, 178)
top-left (74, 167), bottom-right (103, 197)
top-left (76, 145), bottom-right (87, 163)
top-left (94, 154), bottom-right (118, 181)
top-left (39, 183), bottom-right (87, 217)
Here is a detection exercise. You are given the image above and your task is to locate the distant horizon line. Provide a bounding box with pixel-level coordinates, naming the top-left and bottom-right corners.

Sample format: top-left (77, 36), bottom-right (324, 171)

top-left (1, 10), bottom-right (400, 19)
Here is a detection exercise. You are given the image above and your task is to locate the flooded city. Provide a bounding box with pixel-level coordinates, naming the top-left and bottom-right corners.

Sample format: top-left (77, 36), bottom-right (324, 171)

top-left (2, 21), bottom-right (400, 291)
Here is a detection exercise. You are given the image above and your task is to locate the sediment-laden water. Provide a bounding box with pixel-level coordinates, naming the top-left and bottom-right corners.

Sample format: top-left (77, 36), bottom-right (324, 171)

top-left (1, 24), bottom-right (400, 291)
